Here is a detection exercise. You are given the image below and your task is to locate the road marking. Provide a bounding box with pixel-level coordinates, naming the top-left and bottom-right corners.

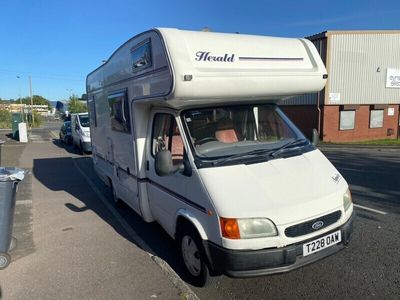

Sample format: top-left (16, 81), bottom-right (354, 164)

top-left (72, 158), bottom-right (199, 300)
top-left (49, 130), bottom-right (59, 139)
top-left (354, 204), bottom-right (388, 215)
top-left (16, 200), bottom-right (33, 205)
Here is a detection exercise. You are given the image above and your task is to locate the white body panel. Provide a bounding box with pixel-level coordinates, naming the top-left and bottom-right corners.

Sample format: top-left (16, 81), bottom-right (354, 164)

top-left (86, 28), bottom-right (351, 259)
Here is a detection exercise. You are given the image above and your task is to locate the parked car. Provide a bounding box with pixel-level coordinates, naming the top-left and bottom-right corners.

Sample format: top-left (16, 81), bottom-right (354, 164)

top-left (59, 121), bottom-right (72, 145)
top-left (71, 113), bottom-right (91, 153)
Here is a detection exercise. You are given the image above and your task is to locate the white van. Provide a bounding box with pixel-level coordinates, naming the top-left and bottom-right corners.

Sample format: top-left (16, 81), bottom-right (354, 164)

top-left (86, 28), bottom-right (354, 286)
top-left (71, 112), bottom-right (92, 153)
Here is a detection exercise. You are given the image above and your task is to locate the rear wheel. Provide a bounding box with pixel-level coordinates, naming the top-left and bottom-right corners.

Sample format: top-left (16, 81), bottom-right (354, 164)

top-left (0, 253), bottom-right (11, 270)
top-left (177, 225), bottom-right (212, 287)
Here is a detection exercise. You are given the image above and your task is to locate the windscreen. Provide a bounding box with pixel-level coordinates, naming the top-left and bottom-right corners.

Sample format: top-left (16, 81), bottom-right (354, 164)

top-left (78, 115), bottom-right (90, 127)
top-left (183, 104), bottom-right (305, 159)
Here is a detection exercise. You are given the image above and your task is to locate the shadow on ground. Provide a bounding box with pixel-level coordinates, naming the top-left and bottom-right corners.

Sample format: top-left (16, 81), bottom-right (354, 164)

top-left (51, 138), bottom-right (90, 156)
top-left (32, 156), bottom-right (189, 283)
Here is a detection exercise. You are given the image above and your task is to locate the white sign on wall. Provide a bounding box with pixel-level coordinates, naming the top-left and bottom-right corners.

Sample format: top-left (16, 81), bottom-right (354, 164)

top-left (329, 93), bottom-right (341, 104)
top-left (388, 107), bottom-right (395, 116)
top-left (386, 68), bottom-right (400, 88)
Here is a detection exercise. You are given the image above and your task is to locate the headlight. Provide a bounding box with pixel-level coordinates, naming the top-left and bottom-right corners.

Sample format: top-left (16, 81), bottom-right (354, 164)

top-left (343, 188), bottom-right (352, 212)
top-left (82, 130), bottom-right (90, 137)
top-left (220, 217), bottom-right (278, 239)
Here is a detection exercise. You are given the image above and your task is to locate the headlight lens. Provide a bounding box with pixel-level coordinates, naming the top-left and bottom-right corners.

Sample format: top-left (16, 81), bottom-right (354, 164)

top-left (220, 217), bottom-right (277, 239)
top-left (238, 218), bottom-right (278, 239)
top-left (343, 188), bottom-right (352, 212)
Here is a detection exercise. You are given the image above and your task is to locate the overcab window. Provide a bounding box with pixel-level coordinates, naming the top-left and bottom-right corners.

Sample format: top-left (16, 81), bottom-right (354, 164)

top-left (108, 91), bottom-right (131, 133)
top-left (131, 40), bottom-right (152, 72)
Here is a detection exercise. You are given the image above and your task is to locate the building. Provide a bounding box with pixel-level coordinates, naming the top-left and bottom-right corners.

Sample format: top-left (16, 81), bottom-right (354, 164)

top-left (281, 30), bottom-right (400, 142)
top-left (0, 103), bottom-right (50, 116)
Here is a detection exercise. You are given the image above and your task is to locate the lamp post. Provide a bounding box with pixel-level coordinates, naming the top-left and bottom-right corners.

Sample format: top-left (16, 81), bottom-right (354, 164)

top-left (16, 76), bottom-right (24, 122)
top-left (29, 76), bottom-right (34, 127)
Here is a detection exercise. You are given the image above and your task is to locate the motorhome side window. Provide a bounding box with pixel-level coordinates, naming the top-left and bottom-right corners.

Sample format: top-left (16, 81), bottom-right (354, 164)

top-left (88, 96), bottom-right (97, 127)
top-left (131, 40), bottom-right (152, 72)
top-left (152, 114), bottom-right (184, 166)
top-left (108, 92), bottom-right (131, 133)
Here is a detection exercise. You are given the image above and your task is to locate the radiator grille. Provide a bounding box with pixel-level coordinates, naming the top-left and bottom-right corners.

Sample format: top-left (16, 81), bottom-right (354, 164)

top-left (285, 211), bottom-right (342, 238)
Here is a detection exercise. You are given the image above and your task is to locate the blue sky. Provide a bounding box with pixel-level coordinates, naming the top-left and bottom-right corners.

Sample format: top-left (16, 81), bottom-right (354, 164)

top-left (0, 0), bottom-right (399, 101)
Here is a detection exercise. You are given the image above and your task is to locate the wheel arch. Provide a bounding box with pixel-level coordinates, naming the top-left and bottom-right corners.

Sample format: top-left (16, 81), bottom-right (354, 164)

top-left (175, 209), bottom-right (208, 241)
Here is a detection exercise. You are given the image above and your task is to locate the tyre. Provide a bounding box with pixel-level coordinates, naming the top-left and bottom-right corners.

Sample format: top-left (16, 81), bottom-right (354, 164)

top-left (0, 253), bottom-right (11, 270)
top-left (176, 225), bottom-right (212, 287)
top-left (79, 141), bottom-right (84, 155)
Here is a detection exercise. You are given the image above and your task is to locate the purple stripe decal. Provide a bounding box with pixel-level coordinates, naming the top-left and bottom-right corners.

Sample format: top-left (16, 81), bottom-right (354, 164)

top-left (238, 57), bottom-right (304, 61)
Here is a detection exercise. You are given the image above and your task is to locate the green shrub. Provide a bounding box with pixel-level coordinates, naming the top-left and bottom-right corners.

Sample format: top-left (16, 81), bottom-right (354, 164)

top-left (0, 109), bottom-right (12, 128)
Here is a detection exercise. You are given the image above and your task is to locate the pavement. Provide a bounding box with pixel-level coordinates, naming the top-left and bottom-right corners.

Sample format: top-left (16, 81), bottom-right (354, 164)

top-left (0, 126), bottom-right (193, 300)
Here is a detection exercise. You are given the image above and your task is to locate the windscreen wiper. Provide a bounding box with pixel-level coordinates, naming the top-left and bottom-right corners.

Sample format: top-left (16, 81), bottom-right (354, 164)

top-left (270, 138), bottom-right (308, 158)
top-left (212, 148), bottom-right (275, 166)
top-left (211, 138), bottom-right (309, 166)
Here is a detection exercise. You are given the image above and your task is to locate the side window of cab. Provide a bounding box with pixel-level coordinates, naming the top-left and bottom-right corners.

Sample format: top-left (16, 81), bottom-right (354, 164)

top-left (152, 114), bottom-right (184, 166)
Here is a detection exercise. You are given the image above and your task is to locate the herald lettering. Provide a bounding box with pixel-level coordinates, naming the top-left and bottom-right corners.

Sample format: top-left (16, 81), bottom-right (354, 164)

top-left (195, 51), bottom-right (235, 62)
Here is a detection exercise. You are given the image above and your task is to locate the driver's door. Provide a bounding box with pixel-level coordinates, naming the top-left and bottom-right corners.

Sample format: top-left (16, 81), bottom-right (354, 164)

top-left (146, 111), bottom-right (189, 236)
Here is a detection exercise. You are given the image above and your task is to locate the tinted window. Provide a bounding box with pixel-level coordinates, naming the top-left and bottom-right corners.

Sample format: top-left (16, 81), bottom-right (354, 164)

top-left (108, 91), bottom-right (131, 133)
top-left (88, 97), bottom-right (97, 127)
top-left (131, 41), bottom-right (152, 72)
top-left (78, 115), bottom-right (90, 127)
top-left (152, 114), bottom-right (184, 166)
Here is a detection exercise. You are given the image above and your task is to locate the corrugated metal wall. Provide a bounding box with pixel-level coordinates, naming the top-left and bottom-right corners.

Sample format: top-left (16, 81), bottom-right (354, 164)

top-left (282, 37), bottom-right (326, 106)
top-left (279, 93), bottom-right (318, 105)
top-left (328, 32), bottom-right (400, 105)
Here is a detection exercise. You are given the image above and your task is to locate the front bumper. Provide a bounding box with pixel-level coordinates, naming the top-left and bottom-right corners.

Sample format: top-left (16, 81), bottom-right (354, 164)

top-left (204, 211), bottom-right (355, 278)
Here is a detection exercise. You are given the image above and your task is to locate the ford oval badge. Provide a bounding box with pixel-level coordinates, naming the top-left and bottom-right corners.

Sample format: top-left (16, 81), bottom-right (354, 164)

top-left (312, 221), bottom-right (324, 230)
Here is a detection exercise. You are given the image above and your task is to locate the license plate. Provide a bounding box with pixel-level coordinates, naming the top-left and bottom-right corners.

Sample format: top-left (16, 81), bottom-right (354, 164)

top-left (303, 231), bottom-right (341, 257)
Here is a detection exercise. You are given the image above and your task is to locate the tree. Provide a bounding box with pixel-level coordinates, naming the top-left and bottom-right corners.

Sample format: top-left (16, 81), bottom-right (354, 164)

top-left (67, 94), bottom-right (87, 113)
top-left (0, 109), bottom-right (12, 128)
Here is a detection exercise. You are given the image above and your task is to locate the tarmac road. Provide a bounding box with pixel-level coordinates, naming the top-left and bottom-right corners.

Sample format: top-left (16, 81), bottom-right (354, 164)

top-left (2, 124), bottom-right (400, 299)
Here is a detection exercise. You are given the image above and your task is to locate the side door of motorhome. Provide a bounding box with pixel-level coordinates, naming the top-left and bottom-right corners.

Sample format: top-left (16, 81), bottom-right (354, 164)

top-left (107, 91), bottom-right (140, 214)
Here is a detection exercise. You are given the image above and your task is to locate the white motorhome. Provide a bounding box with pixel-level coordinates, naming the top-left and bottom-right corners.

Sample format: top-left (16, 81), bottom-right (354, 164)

top-left (86, 28), bottom-right (354, 286)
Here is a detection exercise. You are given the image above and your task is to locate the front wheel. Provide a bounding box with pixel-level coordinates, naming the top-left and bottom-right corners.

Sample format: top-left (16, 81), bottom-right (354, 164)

top-left (177, 226), bottom-right (212, 287)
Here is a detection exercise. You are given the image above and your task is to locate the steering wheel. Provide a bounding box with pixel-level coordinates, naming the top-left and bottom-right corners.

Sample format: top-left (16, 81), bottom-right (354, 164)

top-left (194, 137), bottom-right (218, 146)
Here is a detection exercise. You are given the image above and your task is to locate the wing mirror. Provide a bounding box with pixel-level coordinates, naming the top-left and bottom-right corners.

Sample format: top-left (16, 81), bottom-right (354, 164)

top-left (155, 150), bottom-right (191, 177)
